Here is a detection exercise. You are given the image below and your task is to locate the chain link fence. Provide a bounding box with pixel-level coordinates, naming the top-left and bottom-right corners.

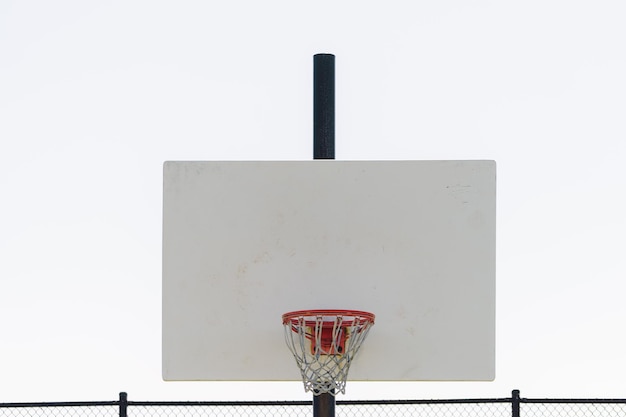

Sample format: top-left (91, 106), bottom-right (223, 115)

top-left (2, 391), bottom-right (625, 417)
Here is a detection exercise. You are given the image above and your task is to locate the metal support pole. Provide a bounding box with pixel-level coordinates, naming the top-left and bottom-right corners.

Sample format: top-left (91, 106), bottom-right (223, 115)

top-left (314, 53), bottom-right (335, 159)
top-left (512, 389), bottom-right (521, 417)
top-left (313, 392), bottom-right (336, 417)
top-left (119, 392), bottom-right (128, 417)
top-left (312, 52), bottom-right (336, 417)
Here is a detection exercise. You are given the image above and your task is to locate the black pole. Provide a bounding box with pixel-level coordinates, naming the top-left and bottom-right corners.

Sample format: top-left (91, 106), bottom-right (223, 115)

top-left (312, 53), bottom-right (336, 417)
top-left (313, 391), bottom-right (336, 417)
top-left (314, 54), bottom-right (335, 159)
top-left (512, 389), bottom-right (521, 417)
top-left (119, 392), bottom-right (128, 417)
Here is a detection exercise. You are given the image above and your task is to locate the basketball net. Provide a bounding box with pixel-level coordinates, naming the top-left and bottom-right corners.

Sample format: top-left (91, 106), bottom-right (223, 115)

top-left (282, 310), bottom-right (375, 395)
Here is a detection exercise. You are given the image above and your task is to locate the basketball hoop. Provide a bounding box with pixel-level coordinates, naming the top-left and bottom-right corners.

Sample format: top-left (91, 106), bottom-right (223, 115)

top-left (282, 309), bottom-right (375, 395)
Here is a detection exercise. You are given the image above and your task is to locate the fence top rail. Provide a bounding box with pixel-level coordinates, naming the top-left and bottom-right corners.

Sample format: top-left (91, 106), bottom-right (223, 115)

top-left (127, 401), bottom-right (313, 407)
top-left (0, 401), bottom-right (119, 408)
top-left (3, 396), bottom-right (626, 408)
top-left (126, 398), bottom-right (513, 407)
top-left (521, 398), bottom-right (626, 404)
top-left (339, 398), bottom-right (514, 405)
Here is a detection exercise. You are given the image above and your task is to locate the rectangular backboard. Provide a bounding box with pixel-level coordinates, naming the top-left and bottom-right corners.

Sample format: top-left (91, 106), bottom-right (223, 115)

top-left (163, 160), bottom-right (496, 381)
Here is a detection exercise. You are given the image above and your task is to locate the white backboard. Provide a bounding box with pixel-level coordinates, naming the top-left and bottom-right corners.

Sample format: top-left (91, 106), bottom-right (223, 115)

top-left (163, 160), bottom-right (496, 381)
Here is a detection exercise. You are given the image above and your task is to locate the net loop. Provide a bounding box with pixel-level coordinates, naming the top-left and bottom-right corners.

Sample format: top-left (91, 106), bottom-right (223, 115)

top-left (282, 309), bottom-right (375, 395)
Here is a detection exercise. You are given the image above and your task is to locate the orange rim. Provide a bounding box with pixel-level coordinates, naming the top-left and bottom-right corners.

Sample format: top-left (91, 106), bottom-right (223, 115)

top-left (282, 309), bottom-right (375, 326)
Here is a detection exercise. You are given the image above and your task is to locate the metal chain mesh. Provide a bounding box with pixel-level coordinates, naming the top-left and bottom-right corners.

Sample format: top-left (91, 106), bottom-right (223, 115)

top-left (522, 402), bottom-right (626, 417)
top-left (130, 404), bottom-right (311, 417)
top-left (2, 396), bottom-right (626, 417)
top-left (0, 405), bottom-right (117, 417)
top-left (339, 401), bottom-right (512, 417)
top-left (125, 402), bottom-right (513, 417)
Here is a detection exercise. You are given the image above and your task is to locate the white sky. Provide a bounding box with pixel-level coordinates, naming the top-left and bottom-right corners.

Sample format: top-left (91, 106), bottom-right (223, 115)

top-left (1, 0), bottom-right (626, 403)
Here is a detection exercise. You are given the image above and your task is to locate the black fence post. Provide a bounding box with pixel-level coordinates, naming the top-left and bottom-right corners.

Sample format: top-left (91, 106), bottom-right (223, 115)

top-left (512, 389), bottom-right (521, 417)
top-left (119, 392), bottom-right (128, 417)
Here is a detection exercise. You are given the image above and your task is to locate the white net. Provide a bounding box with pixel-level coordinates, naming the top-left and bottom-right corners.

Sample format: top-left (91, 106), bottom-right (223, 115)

top-left (282, 310), bottom-right (375, 395)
